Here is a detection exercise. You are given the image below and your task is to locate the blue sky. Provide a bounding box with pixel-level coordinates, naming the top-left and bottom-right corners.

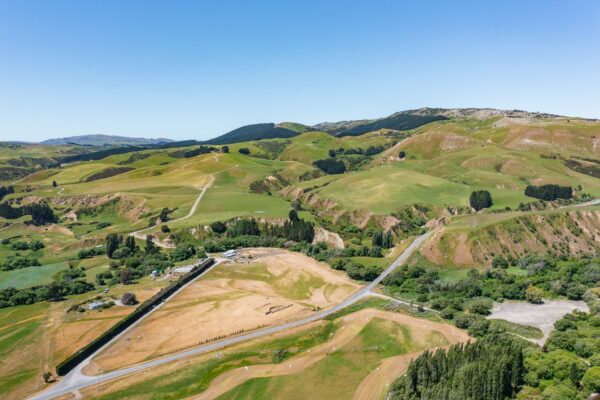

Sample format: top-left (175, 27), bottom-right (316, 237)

top-left (1, 0), bottom-right (599, 142)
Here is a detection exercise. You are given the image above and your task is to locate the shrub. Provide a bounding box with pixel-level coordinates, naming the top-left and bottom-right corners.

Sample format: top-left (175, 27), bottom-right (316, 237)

top-left (468, 317), bottom-right (491, 337)
top-left (525, 286), bottom-right (544, 304)
top-left (440, 307), bottom-right (455, 320)
top-left (210, 221), bottom-right (227, 234)
top-left (492, 256), bottom-right (509, 269)
top-left (469, 299), bottom-right (493, 315)
top-left (454, 315), bottom-right (474, 329)
top-left (170, 243), bottom-right (197, 262)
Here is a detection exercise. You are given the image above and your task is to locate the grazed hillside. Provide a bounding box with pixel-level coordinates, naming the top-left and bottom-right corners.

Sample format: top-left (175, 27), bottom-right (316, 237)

top-left (1, 107), bottom-right (600, 400)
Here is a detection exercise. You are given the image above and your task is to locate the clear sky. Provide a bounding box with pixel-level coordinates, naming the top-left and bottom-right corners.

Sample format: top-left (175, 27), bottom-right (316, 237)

top-left (1, 0), bottom-right (599, 142)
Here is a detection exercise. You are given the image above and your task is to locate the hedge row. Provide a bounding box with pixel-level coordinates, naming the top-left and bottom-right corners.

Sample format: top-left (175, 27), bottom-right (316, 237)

top-left (56, 257), bottom-right (215, 375)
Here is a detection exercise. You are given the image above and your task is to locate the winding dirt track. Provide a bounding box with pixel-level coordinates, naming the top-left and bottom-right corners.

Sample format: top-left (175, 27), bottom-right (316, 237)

top-left (129, 157), bottom-right (238, 248)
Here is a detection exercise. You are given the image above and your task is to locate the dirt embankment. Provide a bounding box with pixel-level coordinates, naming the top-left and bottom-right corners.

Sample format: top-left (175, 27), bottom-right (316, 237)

top-left (281, 187), bottom-right (423, 231)
top-left (422, 209), bottom-right (600, 267)
top-left (50, 193), bottom-right (148, 220)
top-left (312, 227), bottom-right (345, 249)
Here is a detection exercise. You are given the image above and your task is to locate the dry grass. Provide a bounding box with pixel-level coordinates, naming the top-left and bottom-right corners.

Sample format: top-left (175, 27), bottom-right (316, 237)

top-left (88, 249), bottom-right (359, 373)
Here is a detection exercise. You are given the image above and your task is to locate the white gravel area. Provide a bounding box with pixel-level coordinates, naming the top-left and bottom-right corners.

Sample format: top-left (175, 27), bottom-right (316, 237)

top-left (488, 299), bottom-right (589, 345)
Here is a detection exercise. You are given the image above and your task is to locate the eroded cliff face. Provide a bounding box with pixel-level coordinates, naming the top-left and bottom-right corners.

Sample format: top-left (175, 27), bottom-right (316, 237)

top-left (421, 209), bottom-right (600, 267)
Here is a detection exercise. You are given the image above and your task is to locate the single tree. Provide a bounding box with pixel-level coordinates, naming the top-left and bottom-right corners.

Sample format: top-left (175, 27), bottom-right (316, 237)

top-left (119, 268), bottom-right (132, 284)
top-left (292, 198), bottom-right (302, 211)
top-left (145, 235), bottom-right (156, 253)
top-left (288, 209), bottom-right (299, 222)
top-left (469, 190), bottom-right (493, 211)
top-left (42, 372), bottom-right (53, 383)
top-left (125, 235), bottom-right (136, 252)
top-left (52, 180), bottom-right (57, 188)
top-left (159, 207), bottom-right (169, 222)
top-left (238, 147), bottom-right (250, 155)
top-left (106, 233), bottom-right (120, 258)
top-left (221, 145), bottom-right (229, 153)
top-left (121, 292), bottom-right (138, 305)
top-left (210, 221), bottom-right (227, 234)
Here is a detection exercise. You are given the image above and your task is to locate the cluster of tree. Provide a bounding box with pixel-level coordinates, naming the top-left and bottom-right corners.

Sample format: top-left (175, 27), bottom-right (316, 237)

top-left (263, 210), bottom-right (315, 242)
top-left (388, 334), bottom-right (525, 400)
top-left (212, 213), bottom-right (314, 244)
top-left (525, 184), bottom-right (573, 201)
top-left (392, 205), bottom-right (430, 236)
top-left (469, 190), bottom-right (493, 211)
top-left (313, 158), bottom-right (346, 174)
top-left (0, 185), bottom-right (14, 201)
top-left (329, 258), bottom-right (382, 281)
top-left (105, 234), bottom-right (137, 259)
top-left (170, 145), bottom-right (218, 158)
top-left (0, 202), bottom-right (57, 225)
top-left (60, 146), bottom-right (147, 163)
top-left (518, 304), bottom-right (600, 398)
top-left (1, 255), bottom-right (40, 270)
top-left (383, 255), bottom-right (600, 320)
top-left (8, 240), bottom-right (44, 251)
top-left (389, 283), bottom-right (600, 400)
top-left (84, 166), bottom-right (134, 182)
top-left (328, 145), bottom-right (386, 157)
top-left (372, 230), bottom-right (393, 248)
top-left (296, 241), bottom-right (384, 264)
top-left (111, 251), bottom-right (173, 285)
top-left (170, 243), bottom-right (204, 262)
top-left (0, 275), bottom-right (94, 308)
top-left (564, 158), bottom-right (600, 179)
top-left (117, 152), bottom-right (151, 165)
top-left (333, 113), bottom-right (447, 137)
top-left (95, 270), bottom-right (117, 286)
top-left (227, 218), bottom-right (260, 236)
top-left (77, 246), bottom-right (106, 259)
top-left (203, 235), bottom-right (287, 253)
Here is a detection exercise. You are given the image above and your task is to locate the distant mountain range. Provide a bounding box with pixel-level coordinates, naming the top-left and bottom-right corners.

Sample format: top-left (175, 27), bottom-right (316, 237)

top-left (42, 134), bottom-right (173, 146)
top-left (204, 107), bottom-right (588, 144)
top-left (38, 108), bottom-right (592, 147)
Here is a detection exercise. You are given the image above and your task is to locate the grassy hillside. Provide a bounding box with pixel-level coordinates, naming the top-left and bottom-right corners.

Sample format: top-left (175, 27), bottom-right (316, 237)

top-left (282, 116), bottom-right (600, 226)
